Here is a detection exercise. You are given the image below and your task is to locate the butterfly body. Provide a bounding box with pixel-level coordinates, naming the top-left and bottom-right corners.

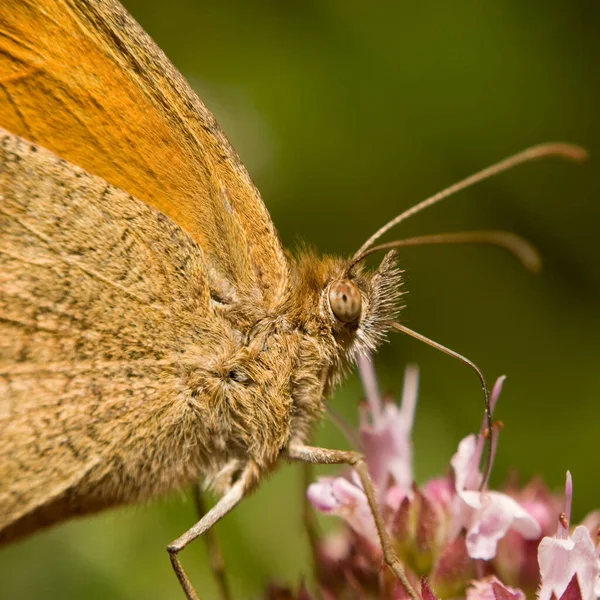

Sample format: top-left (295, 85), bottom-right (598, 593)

top-left (0, 128), bottom-right (401, 544)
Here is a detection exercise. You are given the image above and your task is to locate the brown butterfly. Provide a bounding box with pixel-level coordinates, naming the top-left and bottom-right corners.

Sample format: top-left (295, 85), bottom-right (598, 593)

top-left (0, 1), bottom-right (586, 598)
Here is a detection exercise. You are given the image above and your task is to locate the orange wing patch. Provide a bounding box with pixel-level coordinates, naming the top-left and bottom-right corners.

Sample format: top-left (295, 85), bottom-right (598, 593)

top-left (0, 0), bottom-right (287, 302)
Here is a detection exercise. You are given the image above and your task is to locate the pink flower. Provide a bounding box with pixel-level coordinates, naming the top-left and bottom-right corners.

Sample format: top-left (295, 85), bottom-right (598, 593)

top-left (306, 474), bottom-right (377, 544)
top-left (495, 478), bottom-right (563, 591)
top-left (450, 377), bottom-right (541, 560)
top-left (307, 355), bottom-right (418, 544)
top-left (537, 472), bottom-right (600, 600)
top-left (301, 358), bottom-right (600, 600)
top-left (358, 354), bottom-right (418, 496)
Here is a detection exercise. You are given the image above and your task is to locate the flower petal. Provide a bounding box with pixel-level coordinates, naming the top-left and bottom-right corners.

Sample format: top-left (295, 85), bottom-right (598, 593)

top-left (307, 477), bottom-right (341, 513)
top-left (360, 401), bottom-right (414, 492)
top-left (451, 434), bottom-right (483, 493)
top-left (307, 476), bottom-right (378, 544)
top-left (358, 364), bottom-right (418, 493)
top-left (460, 491), bottom-right (541, 560)
top-left (424, 476), bottom-right (454, 511)
top-left (358, 353), bottom-right (383, 423)
top-left (538, 525), bottom-right (600, 600)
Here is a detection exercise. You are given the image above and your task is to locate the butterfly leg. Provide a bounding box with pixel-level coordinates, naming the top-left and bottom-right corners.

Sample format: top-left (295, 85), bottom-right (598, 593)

top-left (192, 484), bottom-right (232, 600)
top-left (168, 474), bottom-right (248, 600)
top-left (285, 443), bottom-right (419, 600)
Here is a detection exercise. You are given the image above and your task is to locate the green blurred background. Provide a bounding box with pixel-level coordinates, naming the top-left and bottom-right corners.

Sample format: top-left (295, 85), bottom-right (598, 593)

top-left (2, 1), bottom-right (599, 598)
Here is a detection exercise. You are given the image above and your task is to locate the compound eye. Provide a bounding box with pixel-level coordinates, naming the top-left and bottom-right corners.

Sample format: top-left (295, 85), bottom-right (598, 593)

top-left (329, 280), bottom-right (362, 324)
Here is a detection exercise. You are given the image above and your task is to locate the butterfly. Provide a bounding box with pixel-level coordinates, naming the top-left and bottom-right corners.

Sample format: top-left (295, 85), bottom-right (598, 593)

top-left (0, 1), bottom-right (585, 598)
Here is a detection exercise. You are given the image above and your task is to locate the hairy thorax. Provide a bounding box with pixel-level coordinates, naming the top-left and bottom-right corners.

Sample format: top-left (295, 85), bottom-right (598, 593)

top-left (173, 249), bottom-right (403, 494)
top-left (177, 320), bottom-right (323, 492)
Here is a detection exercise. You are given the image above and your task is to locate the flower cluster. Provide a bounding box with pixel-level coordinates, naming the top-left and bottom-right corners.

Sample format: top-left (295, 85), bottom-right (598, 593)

top-left (273, 356), bottom-right (600, 599)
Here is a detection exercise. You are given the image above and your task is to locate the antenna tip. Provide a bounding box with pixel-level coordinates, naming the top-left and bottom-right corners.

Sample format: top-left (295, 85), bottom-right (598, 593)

top-left (489, 231), bottom-right (543, 274)
top-left (542, 143), bottom-right (589, 163)
top-left (524, 246), bottom-right (543, 274)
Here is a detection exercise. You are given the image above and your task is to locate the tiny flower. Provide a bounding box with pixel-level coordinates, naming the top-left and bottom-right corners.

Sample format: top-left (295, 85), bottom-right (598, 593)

top-left (538, 527), bottom-right (599, 600)
top-left (297, 358), bottom-right (600, 600)
top-left (537, 472), bottom-right (600, 600)
top-left (358, 354), bottom-right (418, 497)
top-left (307, 356), bottom-right (418, 544)
top-left (453, 443), bottom-right (542, 560)
top-left (306, 474), bottom-right (377, 544)
top-left (495, 477), bottom-right (562, 591)
top-left (450, 377), bottom-right (541, 560)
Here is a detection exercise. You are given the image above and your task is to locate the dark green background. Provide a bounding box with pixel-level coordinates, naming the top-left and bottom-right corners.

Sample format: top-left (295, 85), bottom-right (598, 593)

top-left (2, 1), bottom-right (599, 598)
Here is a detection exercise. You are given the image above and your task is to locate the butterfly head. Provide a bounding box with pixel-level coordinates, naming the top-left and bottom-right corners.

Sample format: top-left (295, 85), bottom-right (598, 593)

top-left (286, 248), bottom-right (404, 385)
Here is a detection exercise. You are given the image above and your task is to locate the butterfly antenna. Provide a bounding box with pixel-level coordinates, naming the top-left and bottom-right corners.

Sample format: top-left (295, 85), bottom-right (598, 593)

top-left (349, 230), bottom-right (541, 272)
top-left (353, 143), bottom-right (587, 260)
top-left (391, 322), bottom-right (494, 489)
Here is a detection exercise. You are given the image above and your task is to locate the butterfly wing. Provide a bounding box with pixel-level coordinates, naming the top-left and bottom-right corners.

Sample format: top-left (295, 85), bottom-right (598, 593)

top-left (0, 0), bottom-right (287, 301)
top-left (0, 129), bottom-right (222, 542)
